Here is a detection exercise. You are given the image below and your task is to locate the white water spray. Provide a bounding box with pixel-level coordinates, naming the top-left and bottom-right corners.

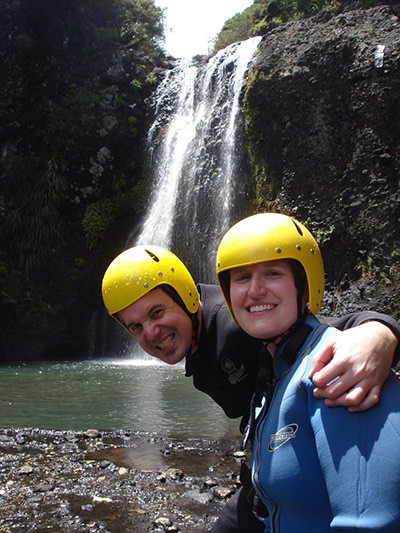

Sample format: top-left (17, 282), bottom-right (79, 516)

top-left (129, 36), bottom-right (261, 282)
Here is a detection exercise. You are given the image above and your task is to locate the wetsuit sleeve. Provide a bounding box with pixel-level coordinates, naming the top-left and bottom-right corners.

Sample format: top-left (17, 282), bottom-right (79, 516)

top-left (327, 311), bottom-right (400, 365)
top-left (303, 354), bottom-right (400, 529)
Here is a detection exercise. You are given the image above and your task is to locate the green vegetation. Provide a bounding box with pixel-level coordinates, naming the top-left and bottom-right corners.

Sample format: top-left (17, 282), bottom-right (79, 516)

top-left (307, 221), bottom-right (335, 247)
top-left (0, 257), bottom-right (53, 339)
top-left (5, 157), bottom-right (67, 277)
top-left (1, 0), bottom-right (393, 350)
top-left (119, 0), bottom-right (164, 53)
top-left (212, 0), bottom-right (381, 54)
top-left (0, 0), bottom-right (165, 344)
top-left (82, 175), bottom-right (149, 251)
top-left (242, 69), bottom-right (280, 211)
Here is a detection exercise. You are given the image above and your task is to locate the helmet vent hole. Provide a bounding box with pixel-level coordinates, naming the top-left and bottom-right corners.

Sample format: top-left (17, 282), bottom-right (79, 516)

top-left (145, 249), bottom-right (160, 262)
top-left (292, 220), bottom-right (304, 237)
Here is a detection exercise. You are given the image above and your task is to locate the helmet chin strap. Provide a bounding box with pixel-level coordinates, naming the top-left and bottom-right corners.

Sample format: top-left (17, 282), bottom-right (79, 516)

top-left (184, 312), bottom-right (200, 358)
top-left (191, 313), bottom-right (200, 350)
top-left (268, 308), bottom-right (308, 347)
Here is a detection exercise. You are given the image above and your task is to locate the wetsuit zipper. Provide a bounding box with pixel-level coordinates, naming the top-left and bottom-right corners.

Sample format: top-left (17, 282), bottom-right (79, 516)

top-left (252, 379), bottom-right (281, 531)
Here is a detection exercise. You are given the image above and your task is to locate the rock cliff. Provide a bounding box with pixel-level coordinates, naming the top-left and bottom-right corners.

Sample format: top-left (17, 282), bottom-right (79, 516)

top-left (244, 3), bottom-right (400, 317)
top-left (1, 2), bottom-right (399, 360)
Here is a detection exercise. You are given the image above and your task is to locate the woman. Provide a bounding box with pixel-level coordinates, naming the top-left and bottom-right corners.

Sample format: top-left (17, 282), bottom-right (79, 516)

top-left (216, 212), bottom-right (400, 532)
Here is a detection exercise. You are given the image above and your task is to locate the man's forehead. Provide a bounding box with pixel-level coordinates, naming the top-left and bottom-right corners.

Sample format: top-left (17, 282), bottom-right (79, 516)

top-left (132, 287), bottom-right (173, 309)
top-left (121, 287), bottom-right (173, 319)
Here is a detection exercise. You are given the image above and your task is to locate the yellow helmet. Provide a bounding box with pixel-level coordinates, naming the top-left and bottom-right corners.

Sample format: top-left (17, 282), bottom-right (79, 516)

top-left (216, 213), bottom-right (324, 322)
top-left (102, 245), bottom-right (200, 318)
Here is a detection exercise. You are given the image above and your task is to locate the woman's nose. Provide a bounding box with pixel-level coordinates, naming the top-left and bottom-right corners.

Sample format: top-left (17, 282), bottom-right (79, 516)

top-left (248, 274), bottom-right (267, 297)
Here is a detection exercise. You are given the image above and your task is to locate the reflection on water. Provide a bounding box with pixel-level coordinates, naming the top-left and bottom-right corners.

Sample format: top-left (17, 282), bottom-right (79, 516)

top-left (86, 440), bottom-right (242, 476)
top-left (0, 360), bottom-right (240, 436)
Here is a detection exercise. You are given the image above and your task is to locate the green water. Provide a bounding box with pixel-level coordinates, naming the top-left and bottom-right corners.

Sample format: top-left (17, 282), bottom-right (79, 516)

top-left (0, 359), bottom-right (240, 436)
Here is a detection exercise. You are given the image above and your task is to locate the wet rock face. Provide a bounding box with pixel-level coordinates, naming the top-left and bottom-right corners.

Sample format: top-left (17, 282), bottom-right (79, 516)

top-left (0, 428), bottom-right (245, 532)
top-left (246, 4), bottom-right (400, 318)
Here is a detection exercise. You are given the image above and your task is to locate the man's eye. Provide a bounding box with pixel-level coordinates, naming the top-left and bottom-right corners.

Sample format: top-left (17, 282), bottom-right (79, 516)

top-left (151, 308), bottom-right (164, 320)
top-left (129, 323), bottom-right (142, 335)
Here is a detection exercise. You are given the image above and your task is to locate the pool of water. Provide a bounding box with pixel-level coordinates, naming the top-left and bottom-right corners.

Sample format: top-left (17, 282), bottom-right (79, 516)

top-left (0, 359), bottom-right (241, 436)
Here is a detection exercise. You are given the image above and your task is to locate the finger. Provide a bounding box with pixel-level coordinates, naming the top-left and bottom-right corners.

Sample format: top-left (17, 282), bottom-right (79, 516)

top-left (308, 341), bottom-right (335, 378)
top-left (313, 373), bottom-right (368, 401)
top-left (312, 367), bottom-right (342, 388)
top-left (311, 360), bottom-right (358, 391)
top-left (347, 385), bottom-right (381, 413)
top-left (311, 356), bottom-right (368, 389)
top-left (321, 381), bottom-right (380, 409)
top-left (322, 386), bottom-right (366, 407)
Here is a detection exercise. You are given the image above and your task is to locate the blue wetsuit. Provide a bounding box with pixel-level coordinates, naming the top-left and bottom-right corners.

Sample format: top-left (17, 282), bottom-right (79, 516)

top-left (252, 314), bottom-right (400, 532)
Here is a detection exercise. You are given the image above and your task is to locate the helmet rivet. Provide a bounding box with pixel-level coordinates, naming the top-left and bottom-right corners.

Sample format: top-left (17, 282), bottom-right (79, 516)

top-left (143, 282), bottom-right (149, 288)
top-left (170, 267), bottom-right (175, 272)
top-left (310, 249), bottom-right (315, 255)
top-left (158, 271), bottom-right (162, 276)
top-left (296, 245), bottom-right (301, 251)
top-left (275, 247), bottom-right (281, 254)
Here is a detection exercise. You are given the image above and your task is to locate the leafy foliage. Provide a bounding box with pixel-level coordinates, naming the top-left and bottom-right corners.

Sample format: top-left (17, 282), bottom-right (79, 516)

top-left (5, 157), bottom-right (66, 277)
top-left (119, 0), bottom-right (164, 52)
top-left (0, 276), bottom-right (49, 339)
top-left (0, 0), bottom-right (165, 348)
top-left (82, 177), bottom-right (149, 250)
top-left (212, 0), bottom-right (383, 53)
top-left (83, 199), bottom-right (116, 250)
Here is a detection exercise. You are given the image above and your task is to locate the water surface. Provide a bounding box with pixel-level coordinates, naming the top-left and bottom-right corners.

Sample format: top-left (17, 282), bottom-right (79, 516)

top-left (0, 359), bottom-right (240, 436)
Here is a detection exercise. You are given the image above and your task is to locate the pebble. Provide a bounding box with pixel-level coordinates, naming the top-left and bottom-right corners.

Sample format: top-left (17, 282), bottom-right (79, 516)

top-left (0, 427), bottom-right (242, 532)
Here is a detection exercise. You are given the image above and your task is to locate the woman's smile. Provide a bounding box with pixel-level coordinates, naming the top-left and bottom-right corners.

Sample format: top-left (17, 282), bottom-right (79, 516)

top-left (230, 260), bottom-right (299, 340)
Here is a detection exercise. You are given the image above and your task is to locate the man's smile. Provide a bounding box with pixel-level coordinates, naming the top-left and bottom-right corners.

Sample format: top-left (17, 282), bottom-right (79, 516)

top-left (157, 333), bottom-right (175, 350)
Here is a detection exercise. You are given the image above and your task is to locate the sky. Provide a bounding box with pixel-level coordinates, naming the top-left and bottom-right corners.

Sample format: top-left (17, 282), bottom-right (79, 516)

top-left (154, 0), bottom-right (254, 58)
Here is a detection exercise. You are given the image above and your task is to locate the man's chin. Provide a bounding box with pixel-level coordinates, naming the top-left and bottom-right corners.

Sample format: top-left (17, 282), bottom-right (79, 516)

top-left (154, 348), bottom-right (186, 365)
top-left (161, 354), bottom-right (185, 365)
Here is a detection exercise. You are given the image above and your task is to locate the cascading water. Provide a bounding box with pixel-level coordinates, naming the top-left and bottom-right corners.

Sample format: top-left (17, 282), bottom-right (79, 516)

top-left (127, 36), bottom-right (261, 283)
top-left (86, 37), bottom-right (262, 429)
top-left (90, 36), bottom-right (261, 358)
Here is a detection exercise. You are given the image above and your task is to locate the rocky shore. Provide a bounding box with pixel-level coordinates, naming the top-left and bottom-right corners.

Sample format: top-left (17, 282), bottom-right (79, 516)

top-left (0, 427), bottom-right (245, 532)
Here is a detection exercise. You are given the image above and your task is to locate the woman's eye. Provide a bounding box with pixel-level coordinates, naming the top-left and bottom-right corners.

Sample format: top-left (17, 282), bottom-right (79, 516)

top-left (233, 273), bottom-right (250, 282)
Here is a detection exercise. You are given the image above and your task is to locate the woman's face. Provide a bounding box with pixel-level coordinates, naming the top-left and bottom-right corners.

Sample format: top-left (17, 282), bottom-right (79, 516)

top-left (229, 260), bottom-right (299, 340)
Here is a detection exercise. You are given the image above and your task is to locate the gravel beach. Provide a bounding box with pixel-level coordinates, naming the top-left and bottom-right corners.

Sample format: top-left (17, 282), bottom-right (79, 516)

top-left (0, 427), bottom-right (245, 532)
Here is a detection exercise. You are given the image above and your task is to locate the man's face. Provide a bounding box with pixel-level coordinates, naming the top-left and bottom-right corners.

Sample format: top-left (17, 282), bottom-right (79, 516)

top-left (119, 288), bottom-right (193, 364)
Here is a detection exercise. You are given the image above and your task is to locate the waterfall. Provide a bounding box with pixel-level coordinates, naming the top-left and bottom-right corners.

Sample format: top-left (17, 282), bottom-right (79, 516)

top-left (128, 36), bottom-right (261, 283)
top-left (92, 36), bottom-right (262, 359)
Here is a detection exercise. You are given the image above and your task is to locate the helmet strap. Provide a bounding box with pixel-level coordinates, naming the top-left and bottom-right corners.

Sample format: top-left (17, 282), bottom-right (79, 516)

top-left (267, 308), bottom-right (308, 347)
top-left (191, 313), bottom-right (200, 352)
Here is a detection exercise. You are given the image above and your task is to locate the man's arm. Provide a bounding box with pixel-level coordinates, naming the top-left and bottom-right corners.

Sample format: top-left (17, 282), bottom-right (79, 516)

top-left (309, 312), bottom-right (400, 412)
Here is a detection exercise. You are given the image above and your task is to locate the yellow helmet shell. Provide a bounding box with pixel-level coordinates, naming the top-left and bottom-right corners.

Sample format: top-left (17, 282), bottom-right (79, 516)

top-left (216, 213), bottom-right (324, 321)
top-left (102, 245), bottom-right (200, 316)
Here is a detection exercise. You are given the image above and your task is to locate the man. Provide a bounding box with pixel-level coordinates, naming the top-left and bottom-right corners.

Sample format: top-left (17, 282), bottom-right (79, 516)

top-left (102, 245), bottom-right (400, 531)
